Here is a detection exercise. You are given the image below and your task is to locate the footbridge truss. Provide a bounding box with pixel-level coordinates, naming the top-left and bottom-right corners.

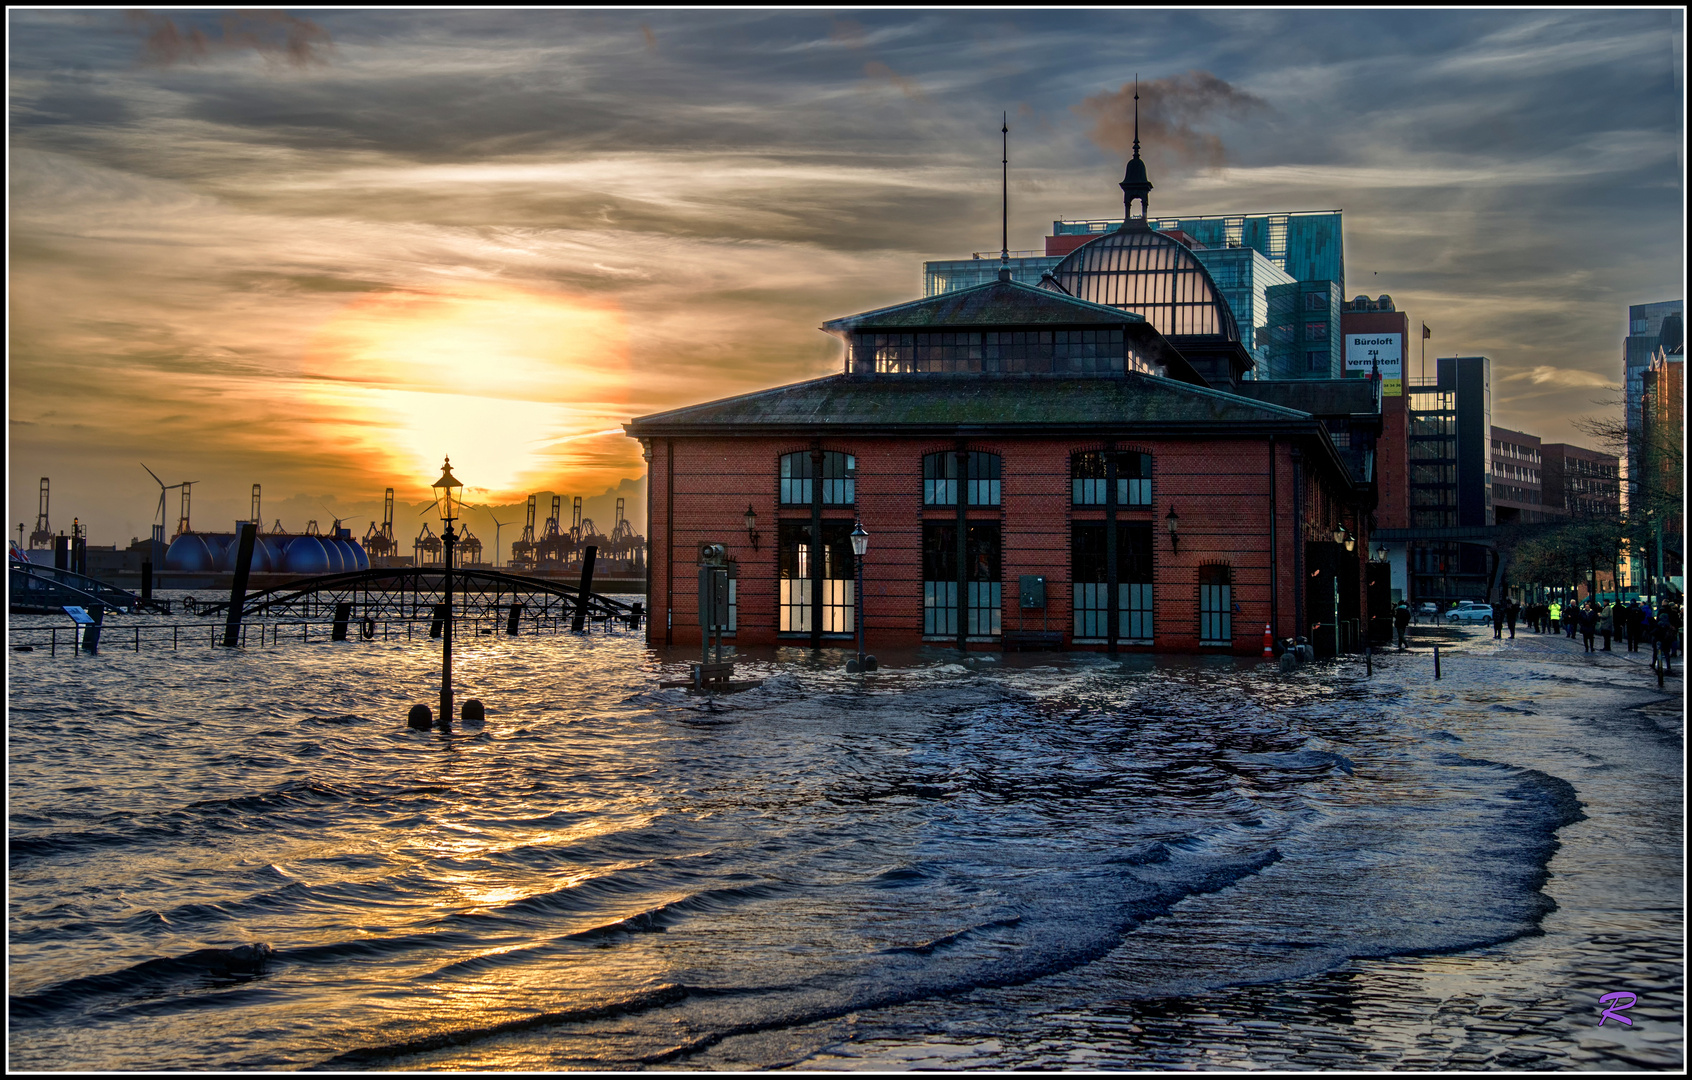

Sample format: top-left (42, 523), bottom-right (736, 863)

top-left (194, 566), bottom-right (643, 626)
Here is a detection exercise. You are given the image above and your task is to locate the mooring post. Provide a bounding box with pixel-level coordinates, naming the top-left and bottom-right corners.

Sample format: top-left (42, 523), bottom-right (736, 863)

top-left (1366, 643), bottom-right (1372, 676)
top-left (222, 522), bottom-right (257, 648)
top-left (430, 604), bottom-right (446, 639)
top-left (1434, 644), bottom-right (1441, 679)
top-left (573, 545), bottom-right (599, 633)
top-left (332, 601), bottom-right (353, 641)
top-left (507, 602), bottom-right (523, 636)
top-left (135, 626), bottom-right (140, 653)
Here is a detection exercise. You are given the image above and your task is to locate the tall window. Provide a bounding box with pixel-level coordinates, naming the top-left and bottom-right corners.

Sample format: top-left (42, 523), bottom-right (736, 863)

top-left (780, 451), bottom-right (855, 507)
top-left (1072, 523), bottom-right (1153, 642)
top-left (922, 523), bottom-right (1000, 637)
top-left (778, 521), bottom-right (855, 633)
top-left (1199, 564), bottom-right (1232, 645)
top-left (922, 523), bottom-right (957, 636)
top-left (966, 525), bottom-right (1001, 636)
top-left (1072, 451), bottom-right (1152, 506)
top-left (924, 451), bottom-right (1001, 506)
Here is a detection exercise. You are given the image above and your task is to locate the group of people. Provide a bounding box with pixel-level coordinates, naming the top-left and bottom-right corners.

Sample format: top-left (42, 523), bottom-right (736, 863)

top-left (1506, 596), bottom-right (1682, 658)
top-left (1389, 594), bottom-right (1683, 661)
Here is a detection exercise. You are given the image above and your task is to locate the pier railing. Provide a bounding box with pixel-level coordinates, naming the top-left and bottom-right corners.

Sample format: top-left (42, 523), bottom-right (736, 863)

top-left (8, 609), bottom-right (638, 657)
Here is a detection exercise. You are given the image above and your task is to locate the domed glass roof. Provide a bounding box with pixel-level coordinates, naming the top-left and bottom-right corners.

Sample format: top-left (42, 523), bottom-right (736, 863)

top-left (1047, 227), bottom-right (1240, 342)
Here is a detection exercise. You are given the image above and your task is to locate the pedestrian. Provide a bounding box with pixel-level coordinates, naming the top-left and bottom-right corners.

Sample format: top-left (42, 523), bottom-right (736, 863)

top-left (1492, 602), bottom-right (1506, 640)
top-left (1548, 599), bottom-right (1561, 634)
top-left (1394, 600), bottom-right (1411, 651)
top-left (1626, 602), bottom-right (1643, 652)
top-left (1599, 601), bottom-right (1613, 651)
top-left (1506, 596), bottom-right (1520, 638)
top-left (1579, 603), bottom-right (1597, 652)
top-left (1567, 599), bottom-right (1580, 638)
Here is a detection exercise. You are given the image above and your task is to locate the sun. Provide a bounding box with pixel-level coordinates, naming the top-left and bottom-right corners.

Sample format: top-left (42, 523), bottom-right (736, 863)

top-left (298, 283), bottom-right (631, 500)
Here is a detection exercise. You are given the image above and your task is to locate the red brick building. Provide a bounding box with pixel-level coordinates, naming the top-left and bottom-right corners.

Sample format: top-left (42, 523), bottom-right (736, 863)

top-left (627, 144), bottom-right (1378, 657)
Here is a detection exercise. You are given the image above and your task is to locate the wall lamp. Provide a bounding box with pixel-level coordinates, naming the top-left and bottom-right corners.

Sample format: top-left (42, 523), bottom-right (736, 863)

top-left (744, 504), bottom-right (760, 552)
top-left (1333, 524), bottom-right (1355, 552)
top-left (1165, 506), bottom-right (1179, 552)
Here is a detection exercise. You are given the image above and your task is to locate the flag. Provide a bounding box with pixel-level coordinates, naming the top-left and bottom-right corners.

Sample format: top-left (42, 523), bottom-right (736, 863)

top-left (1422, 324), bottom-right (1432, 339)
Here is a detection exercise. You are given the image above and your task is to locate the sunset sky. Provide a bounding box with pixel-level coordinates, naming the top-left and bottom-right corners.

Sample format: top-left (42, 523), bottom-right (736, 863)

top-left (8, 8), bottom-right (1685, 554)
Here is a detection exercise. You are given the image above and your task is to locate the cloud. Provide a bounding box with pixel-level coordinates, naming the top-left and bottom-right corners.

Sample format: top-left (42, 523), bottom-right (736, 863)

top-left (1073, 70), bottom-right (1268, 174)
top-left (1511, 366), bottom-right (1617, 389)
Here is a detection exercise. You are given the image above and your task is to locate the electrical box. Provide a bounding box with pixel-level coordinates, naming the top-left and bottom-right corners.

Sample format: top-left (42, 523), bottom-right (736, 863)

top-left (698, 566), bottom-right (730, 630)
top-left (1019, 575), bottom-right (1047, 609)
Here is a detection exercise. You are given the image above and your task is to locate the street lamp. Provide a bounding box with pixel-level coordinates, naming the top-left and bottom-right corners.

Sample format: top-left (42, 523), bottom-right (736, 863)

top-left (1165, 506), bottom-right (1180, 552)
top-left (744, 504), bottom-right (760, 552)
top-left (431, 456), bottom-right (464, 725)
top-left (845, 521), bottom-right (877, 673)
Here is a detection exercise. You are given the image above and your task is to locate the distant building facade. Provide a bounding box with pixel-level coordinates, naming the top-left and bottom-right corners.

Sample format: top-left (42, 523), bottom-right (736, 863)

top-left (1540, 443), bottom-right (1621, 518)
top-left (1623, 300), bottom-right (1682, 515)
top-left (1490, 426), bottom-right (1553, 525)
top-left (1640, 329), bottom-right (1684, 587)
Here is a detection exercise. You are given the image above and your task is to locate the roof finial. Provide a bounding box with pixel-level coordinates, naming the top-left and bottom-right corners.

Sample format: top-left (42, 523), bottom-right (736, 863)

top-left (1132, 74), bottom-right (1141, 159)
top-left (1119, 73), bottom-right (1153, 228)
top-left (999, 112), bottom-right (1011, 281)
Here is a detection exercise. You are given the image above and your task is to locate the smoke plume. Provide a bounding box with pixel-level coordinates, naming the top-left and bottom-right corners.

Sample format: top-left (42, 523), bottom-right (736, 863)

top-left (125, 10), bottom-right (334, 68)
top-left (1074, 70), bottom-right (1267, 173)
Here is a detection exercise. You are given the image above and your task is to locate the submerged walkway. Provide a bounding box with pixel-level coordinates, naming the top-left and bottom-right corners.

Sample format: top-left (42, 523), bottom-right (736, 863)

top-left (784, 625), bottom-right (1684, 1072)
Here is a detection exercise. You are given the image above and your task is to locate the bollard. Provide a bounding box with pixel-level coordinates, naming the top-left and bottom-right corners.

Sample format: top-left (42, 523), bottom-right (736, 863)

top-left (173, 624), bottom-right (178, 650)
top-left (507, 603), bottom-right (523, 636)
top-left (407, 704), bottom-right (432, 730)
top-left (461, 698), bottom-right (485, 725)
top-left (332, 602), bottom-right (353, 641)
top-left (1434, 644), bottom-right (1441, 679)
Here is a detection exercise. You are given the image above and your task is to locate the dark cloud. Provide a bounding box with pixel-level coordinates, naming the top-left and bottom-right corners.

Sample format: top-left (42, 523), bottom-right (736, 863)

top-left (1074, 70), bottom-right (1268, 174)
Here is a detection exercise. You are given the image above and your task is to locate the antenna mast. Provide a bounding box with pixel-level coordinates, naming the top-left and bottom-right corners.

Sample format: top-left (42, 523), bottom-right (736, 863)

top-left (1000, 113), bottom-right (1009, 271)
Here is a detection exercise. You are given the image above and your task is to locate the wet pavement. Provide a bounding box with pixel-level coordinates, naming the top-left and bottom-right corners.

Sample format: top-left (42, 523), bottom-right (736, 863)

top-left (773, 626), bottom-right (1685, 1072)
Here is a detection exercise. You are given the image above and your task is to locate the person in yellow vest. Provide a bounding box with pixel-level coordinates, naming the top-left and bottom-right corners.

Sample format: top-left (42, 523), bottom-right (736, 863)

top-left (1549, 600), bottom-right (1562, 633)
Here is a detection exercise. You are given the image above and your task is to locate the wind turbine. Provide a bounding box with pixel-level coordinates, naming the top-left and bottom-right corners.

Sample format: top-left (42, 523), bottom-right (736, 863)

top-left (141, 463), bottom-right (196, 548)
top-left (484, 507), bottom-right (516, 568)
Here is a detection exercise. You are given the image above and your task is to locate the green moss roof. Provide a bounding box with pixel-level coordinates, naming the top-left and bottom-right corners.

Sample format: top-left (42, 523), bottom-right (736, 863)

top-left (820, 277), bottom-right (1147, 331)
top-left (627, 372), bottom-right (1314, 436)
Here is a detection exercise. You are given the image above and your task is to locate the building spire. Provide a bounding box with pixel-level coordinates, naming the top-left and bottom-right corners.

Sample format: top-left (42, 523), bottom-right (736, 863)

top-left (1133, 74), bottom-right (1140, 158)
top-left (999, 112), bottom-right (1011, 281)
top-left (1119, 72), bottom-right (1153, 228)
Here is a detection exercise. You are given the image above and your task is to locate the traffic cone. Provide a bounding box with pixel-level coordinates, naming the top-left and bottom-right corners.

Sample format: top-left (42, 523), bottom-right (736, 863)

top-left (1262, 623), bottom-right (1274, 657)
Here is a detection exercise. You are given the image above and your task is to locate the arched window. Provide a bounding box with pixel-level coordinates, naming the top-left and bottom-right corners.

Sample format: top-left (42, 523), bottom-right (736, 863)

top-left (1199, 564), bottom-right (1233, 645)
top-left (781, 451), bottom-right (855, 507)
top-left (923, 451), bottom-right (1000, 507)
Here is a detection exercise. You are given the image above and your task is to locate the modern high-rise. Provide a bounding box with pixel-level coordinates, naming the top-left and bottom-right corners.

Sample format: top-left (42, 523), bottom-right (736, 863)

top-left (1638, 328), bottom-right (1683, 589)
top-left (1623, 301), bottom-right (1682, 507)
top-left (1048, 210), bottom-right (1344, 289)
top-left (1397, 356), bottom-right (1494, 602)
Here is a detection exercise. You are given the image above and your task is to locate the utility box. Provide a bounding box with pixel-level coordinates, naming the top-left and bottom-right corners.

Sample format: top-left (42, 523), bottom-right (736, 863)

top-left (698, 566), bottom-right (730, 630)
top-left (1019, 574), bottom-right (1047, 609)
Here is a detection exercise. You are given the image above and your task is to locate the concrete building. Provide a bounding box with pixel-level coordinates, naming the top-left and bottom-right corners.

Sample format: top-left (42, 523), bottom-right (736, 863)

top-left (1540, 443), bottom-right (1621, 519)
top-left (1490, 426), bottom-right (1554, 525)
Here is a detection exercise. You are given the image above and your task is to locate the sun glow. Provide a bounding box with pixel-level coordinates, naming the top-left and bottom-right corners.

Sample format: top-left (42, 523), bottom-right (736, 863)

top-left (299, 283), bottom-right (631, 499)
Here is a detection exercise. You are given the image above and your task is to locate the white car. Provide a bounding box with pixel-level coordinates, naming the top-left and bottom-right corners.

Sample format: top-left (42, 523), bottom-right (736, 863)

top-left (1445, 602), bottom-right (1494, 624)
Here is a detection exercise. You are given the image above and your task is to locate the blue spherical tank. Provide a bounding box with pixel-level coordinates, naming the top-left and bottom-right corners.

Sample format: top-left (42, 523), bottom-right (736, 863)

top-left (345, 539), bottom-right (370, 571)
top-left (321, 538), bottom-right (346, 574)
top-left (282, 536), bottom-right (330, 575)
top-left (252, 536), bottom-right (280, 574)
top-left (164, 533), bottom-right (215, 573)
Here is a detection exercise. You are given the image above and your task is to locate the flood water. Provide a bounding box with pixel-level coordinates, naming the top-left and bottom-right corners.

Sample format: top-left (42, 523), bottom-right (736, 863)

top-left (7, 597), bottom-right (1683, 1070)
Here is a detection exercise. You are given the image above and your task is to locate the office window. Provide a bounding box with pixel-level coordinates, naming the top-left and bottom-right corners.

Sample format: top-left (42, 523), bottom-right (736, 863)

top-left (1305, 321), bottom-right (1328, 340)
top-left (1304, 291), bottom-right (1328, 311)
top-left (1307, 350), bottom-right (1328, 372)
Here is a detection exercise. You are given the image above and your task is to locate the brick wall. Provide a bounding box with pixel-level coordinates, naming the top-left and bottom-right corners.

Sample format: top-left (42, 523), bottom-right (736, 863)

top-left (647, 434), bottom-right (1356, 654)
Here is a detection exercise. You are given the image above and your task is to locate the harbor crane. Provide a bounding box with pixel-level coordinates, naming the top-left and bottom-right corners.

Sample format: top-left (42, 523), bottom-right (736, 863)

top-left (29, 477), bottom-right (52, 548)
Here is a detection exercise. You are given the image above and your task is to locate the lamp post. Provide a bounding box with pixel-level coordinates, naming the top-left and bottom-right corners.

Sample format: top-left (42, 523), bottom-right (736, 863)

top-left (1165, 506), bottom-right (1179, 553)
top-left (744, 504), bottom-right (760, 552)
top-left (846, 521), bottom-right (876, 673)
top-left (432, 456), bottom-right (464, 724)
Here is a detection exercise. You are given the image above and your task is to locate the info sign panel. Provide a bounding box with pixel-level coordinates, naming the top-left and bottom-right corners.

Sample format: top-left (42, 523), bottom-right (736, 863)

top-left (1346, 332), bottom-right (1403, 396)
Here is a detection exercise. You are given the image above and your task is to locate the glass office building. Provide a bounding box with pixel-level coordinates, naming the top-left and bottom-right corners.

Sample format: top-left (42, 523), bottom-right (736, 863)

top-left (925, 254), bottom-right (1061, 296)
top-left (1187, 246), bottom-right (1293, 373)
top-left (1264, 280), bottom-right (1344, 380)
top-left (1052, 211), bottom-right (1344, 293)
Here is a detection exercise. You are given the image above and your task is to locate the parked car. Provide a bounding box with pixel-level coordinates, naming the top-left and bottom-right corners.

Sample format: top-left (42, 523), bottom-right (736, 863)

top-left (1416, 602), bottom-right (1439, 617)
top-left (1445, 601), bottom-right (1493, 624)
